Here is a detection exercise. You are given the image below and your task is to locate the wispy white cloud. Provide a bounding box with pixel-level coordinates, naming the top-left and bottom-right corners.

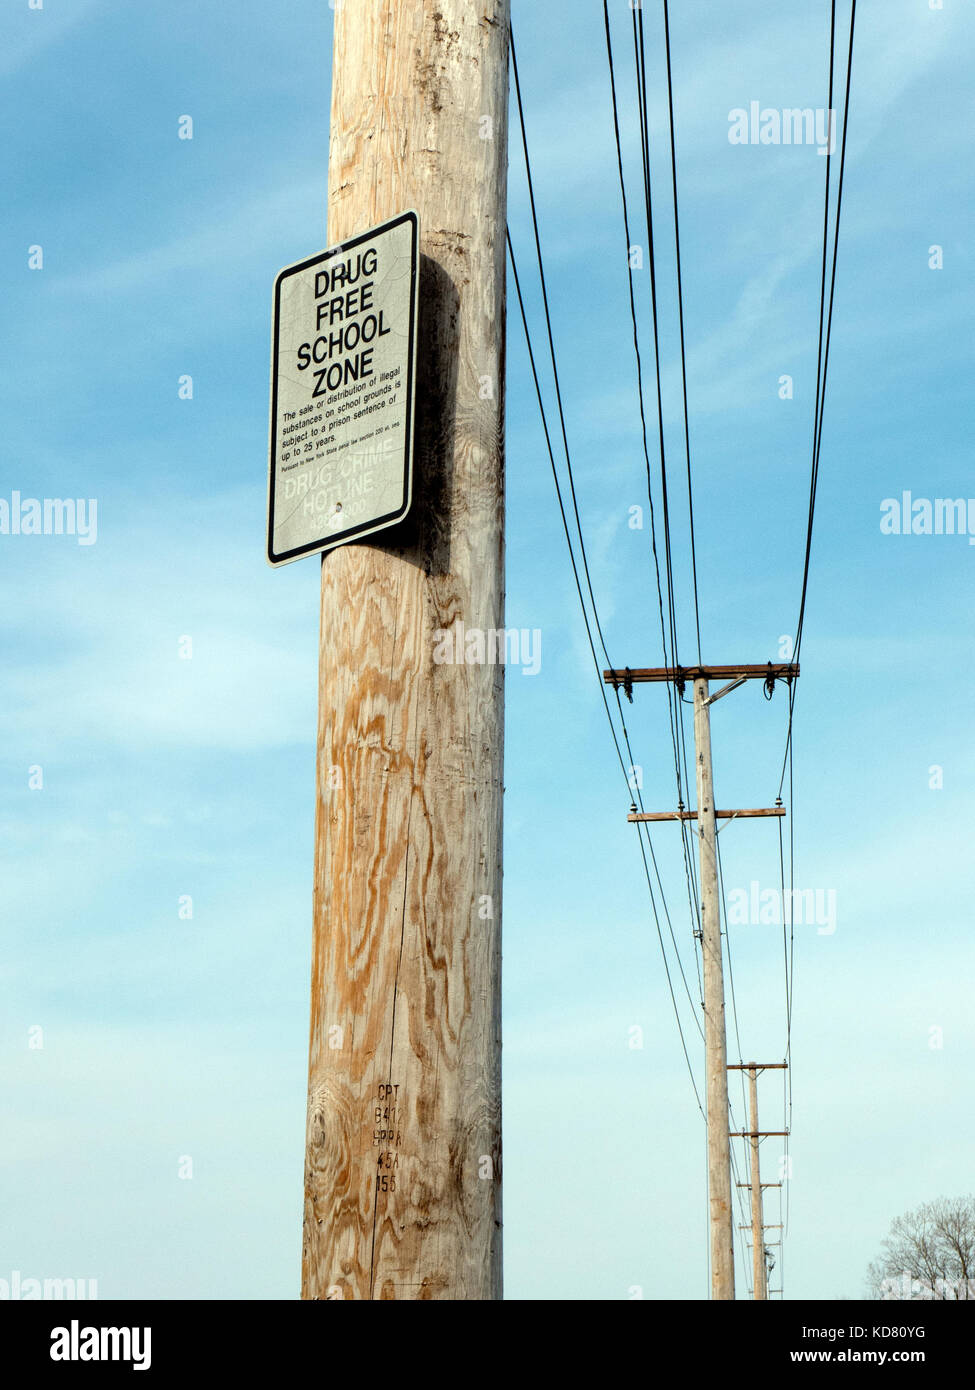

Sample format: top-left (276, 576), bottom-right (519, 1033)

top-left (0, 497), bottom-right (319, 752)
top-left (49, 176), bottom-right (326, 299)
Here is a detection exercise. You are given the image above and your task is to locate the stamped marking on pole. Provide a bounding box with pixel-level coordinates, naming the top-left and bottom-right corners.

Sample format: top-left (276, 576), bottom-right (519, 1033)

top-left (374, 1083), bottom-right (402, 1197)
top-left (267, 210), bottom-right (419, 566)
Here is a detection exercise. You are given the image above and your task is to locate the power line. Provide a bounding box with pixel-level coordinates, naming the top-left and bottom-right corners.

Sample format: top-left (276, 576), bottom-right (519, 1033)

top-left (600, 2), bottom-right (680, 714)
top-left (629, 6), bottom-right (705, 968)
top-left (795, 1), bottom-right (834, 665)
top-left (512, 23), bottom-right (705, 1045)
top-left (505, 163), bottom-right (705, 1107)
top-left (512, 1), bottom-right (861, 1296)
top-left (630, 5), bottom-right (681, 677)
top-left (505, 232), bottom-right (625, 780)
top-left (507, 225), bottom-right (706, 1117)
top-left (661, 0), bottom-right (703, 665)
top-left (720, 837), bottom-right (760, 1295)
top-left (516, 17), bottom-right (706, 1043)
top-left (776, 0), bottom-right (857, 808)
top-left (778, 0), bottom-right (857, 1113)
top-left (509, 28), bottom-right (613, 671)
top-left (613, 684), bottom-right (706, 1032)
top-left (796, 0), bottom-right (858, 662)
top-left (607, 4), bottom-right (757, 1293)
top-left (769, 0), bottom-right (858, 1290)
top-left (790, 0), bottom-right (856, 669)
top-left (602, 0), bottom-right (703, 967)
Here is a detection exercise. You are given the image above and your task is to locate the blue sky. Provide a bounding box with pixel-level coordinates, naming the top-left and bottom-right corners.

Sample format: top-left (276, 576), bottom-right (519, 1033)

top-left (2, 0), bottom-right (972, 1300)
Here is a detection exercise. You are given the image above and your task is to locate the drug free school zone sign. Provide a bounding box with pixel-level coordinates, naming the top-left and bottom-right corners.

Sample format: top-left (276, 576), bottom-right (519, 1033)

top-left (267, 211), bottom-right (419, 565)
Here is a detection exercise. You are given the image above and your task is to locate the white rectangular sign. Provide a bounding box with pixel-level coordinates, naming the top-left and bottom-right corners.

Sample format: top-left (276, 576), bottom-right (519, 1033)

top-left (267, 210), bottom-right (419, 566)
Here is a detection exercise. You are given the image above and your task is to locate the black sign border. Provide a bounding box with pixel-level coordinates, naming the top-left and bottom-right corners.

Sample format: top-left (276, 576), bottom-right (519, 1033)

top-left (266, 209), bottom-right (419, 567)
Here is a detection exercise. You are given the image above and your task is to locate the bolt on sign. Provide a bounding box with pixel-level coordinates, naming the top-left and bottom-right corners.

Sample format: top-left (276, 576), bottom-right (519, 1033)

top-left (266, 210), bottom-right (419, 566)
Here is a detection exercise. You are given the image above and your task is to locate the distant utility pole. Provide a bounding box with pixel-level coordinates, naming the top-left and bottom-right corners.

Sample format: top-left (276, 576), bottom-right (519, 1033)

top-left (302, 0), bottom-right (509, 1300)
top-left (730, 1061), bottom-right (789, 1301)
top-left (746, 1065), bottom-right (766, 1300)
top-left (606, 662), bottom-right (798, 1300)
top-left (693, 673), bottom-right (735, 1301)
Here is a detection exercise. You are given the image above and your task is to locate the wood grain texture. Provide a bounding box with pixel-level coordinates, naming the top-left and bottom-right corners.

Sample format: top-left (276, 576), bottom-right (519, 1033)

top-left (694, 677), bottom-right (736, 1300)
top-left (302, 0), bottom-right (508, 1301)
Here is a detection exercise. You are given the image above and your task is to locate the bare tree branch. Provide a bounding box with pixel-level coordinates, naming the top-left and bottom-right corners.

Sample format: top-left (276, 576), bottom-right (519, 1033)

top-left (866, 1195), bottom-right (975, 1299)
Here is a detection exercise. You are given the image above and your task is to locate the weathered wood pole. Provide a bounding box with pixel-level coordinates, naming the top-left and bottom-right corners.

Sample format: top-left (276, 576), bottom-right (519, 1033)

top-left (302, 0), bottom-right (508, 1300)
top-left (693, 676), bottom-right (735, 1299)
top-left (746, 1065), bottom-right (767, 1300)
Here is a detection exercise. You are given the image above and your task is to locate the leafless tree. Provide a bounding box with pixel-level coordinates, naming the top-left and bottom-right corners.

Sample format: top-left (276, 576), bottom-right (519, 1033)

top-left (866, 1196), bottom-right (975, 1299)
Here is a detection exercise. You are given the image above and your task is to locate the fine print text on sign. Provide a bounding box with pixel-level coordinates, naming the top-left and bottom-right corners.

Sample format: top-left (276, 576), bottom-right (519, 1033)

top-left (267, 210), bottom-right (419, 566)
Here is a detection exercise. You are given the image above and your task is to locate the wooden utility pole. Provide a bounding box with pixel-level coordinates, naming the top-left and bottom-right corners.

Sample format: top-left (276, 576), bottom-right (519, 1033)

top-left (693, 675), bottom-right (735, 1300)
top-left (605, 661), bottom-right (798, 1299)
top-left (729, 1061), bottom-right (788, 1301)
top-left (746, 1065), bottom-right (766, 1300)
top-left (302, 0), bottom-right (509, 1301)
